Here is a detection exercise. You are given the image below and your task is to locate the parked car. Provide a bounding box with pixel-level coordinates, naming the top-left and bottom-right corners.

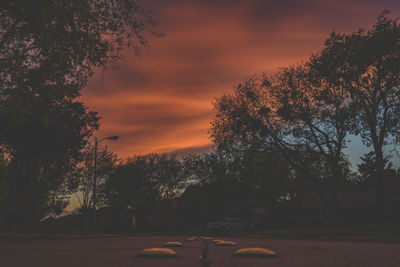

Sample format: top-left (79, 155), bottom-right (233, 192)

top-left (207, 218), bottom-right (246, 232)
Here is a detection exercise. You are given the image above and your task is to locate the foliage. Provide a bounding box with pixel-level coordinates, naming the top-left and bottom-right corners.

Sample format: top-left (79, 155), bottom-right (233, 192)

top-left (183, 152), bottom-right (238, 185)
top-left (356, 151), bottom-right (392, 186)
top-left (104, 154), bottom-right (184, 224)
top-left (0, 0), bottom-right (154, 100)
top-left (179, 150), bottom-right (293, 228)
top-left (211, 11), bottom-right (400, 210)
top-left (0, 0), bottom-right (154, 223)
top-left (68, 142), bottom-right (119, 211)
top-left (210, 73), bottom-right (352, 210)
top-left (311, 11), bottom-right (400, 204)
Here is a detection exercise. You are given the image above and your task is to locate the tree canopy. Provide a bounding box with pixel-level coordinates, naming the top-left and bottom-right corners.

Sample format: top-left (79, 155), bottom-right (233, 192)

top-left (310, 10), bottom-right (400, 206)
top-left (211, 11), bottom-right (400, 211)
top-left (0, 0), bottom-right (155, 223)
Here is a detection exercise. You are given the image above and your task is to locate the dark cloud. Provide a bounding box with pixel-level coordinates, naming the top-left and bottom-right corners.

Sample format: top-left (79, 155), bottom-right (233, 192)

top-left (167, 144), bottom-right (214, 158)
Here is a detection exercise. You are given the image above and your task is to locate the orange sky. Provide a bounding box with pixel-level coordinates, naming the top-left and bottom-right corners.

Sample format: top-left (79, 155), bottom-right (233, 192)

top-left (80, 0), bottom-right (400, 158)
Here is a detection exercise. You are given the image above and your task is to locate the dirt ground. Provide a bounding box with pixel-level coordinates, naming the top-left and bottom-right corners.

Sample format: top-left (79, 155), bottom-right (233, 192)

top-left (1, 234), bottom-right (400, 266)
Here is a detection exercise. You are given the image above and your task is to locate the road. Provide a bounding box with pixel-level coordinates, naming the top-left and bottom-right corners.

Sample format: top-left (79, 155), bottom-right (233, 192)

top-left (1, 235), bottom-right (400, 266)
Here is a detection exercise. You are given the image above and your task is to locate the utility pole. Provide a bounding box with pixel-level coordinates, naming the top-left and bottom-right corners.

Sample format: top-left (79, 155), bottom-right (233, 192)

top-left (91, 135), bottom-right (118, 231)
top-left (92, 137), bottom-right (98, 230)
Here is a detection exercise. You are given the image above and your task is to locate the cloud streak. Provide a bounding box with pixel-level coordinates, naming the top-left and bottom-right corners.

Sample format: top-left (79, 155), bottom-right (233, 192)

top-left (80, 0), bottom-right (400, 158)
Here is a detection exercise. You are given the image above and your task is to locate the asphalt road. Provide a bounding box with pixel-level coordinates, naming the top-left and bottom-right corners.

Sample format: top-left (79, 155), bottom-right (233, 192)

top-left (1, 235), bottom-right (400, 266)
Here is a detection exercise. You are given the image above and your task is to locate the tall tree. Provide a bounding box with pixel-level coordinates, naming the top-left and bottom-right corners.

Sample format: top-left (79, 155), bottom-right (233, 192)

top-left (272, 65), bottom-right (354, 211)
top-left (311, 11), bottom-right (400, 206)
top-left (0, 0), bottom-right (155, 223)
top-left (210, 75), bottom-right (350, 211)
top-left (2, 99), bottom-right (98, 222)
top-left (104, 154), bottom-right (184, 227)
top-left (68, 142), bottom-right (119, 211)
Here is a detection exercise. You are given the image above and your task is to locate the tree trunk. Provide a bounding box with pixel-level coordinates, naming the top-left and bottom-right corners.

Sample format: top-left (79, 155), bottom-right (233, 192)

top-left (329, 166), bottom-right (340, 224)
top-left (330, 165), bottom-right (340, 208)
top-left (375, 148), bottom-right (385, 211)
top-left (319, 189), bottom-right (331, 212)
top-left (25, 159), bottom-right (36, 225)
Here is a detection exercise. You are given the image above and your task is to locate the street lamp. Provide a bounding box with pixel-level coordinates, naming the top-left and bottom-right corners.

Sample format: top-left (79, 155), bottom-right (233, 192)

top-left (92, 135), bottom-right (118, 230)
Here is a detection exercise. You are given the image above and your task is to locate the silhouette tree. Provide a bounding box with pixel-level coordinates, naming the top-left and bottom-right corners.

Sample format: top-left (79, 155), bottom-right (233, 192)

top-left (180, 150), bottom-right (292, 228)
top-left (183, 152), bottom-right (237, 186)
top-left (272, 65), bottom-right (354, 211)
top-left (68, 142), bottom-right (119, 211)
top-left (210, 75), bottom-right (351, 211)
top-left (2, 99), bottom-right (98, 222)
top-left (104, 154), bottom-right (184, 229)
top-left (0, 0), bottom-right (155, 223)
top-left (357, 151), bottom-right (392, 188)
top-left (311, 11), bottom-right (400, 207)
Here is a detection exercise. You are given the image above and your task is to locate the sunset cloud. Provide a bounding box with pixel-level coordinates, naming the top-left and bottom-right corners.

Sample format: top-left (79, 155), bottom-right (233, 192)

top-left (80, 0), bottom-right (400, 158)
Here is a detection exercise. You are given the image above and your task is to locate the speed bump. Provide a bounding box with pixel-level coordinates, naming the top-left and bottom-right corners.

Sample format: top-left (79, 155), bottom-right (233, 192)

top-left (212, 239), bottom-right (225, 243)
top-left (137, 248), bottom-right (178, 257)
top-left (214, 240), bottom-right (237, 246)
top-left (163, 241), bottom-right (183, 247)
top-left (234, 247), bottom-right (277, 257)
top-left (199, 236), bottom-right (213, 240)
top-left (186, 236), bottom-right (197, 241)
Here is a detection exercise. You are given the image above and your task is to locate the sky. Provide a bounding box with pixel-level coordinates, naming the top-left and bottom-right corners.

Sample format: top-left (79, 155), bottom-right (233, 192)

top-left (80, 0), bottom-right (400, 160)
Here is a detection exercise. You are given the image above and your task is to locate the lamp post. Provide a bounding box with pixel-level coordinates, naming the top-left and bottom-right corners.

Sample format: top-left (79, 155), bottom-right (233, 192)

top-left (92, 135), bottom-right (118, 230)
